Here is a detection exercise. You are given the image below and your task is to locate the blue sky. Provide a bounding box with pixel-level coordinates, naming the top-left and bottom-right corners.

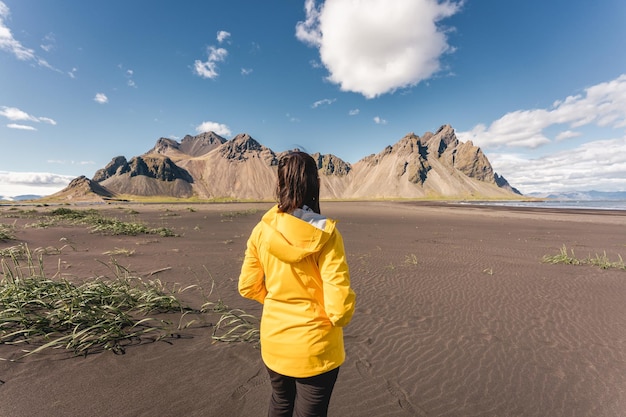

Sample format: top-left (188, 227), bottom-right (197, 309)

top-left (1, 0), bottom-right (625, 197)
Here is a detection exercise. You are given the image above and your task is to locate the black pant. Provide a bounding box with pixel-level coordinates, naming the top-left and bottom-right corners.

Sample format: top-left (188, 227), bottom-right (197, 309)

top-left (266, 365), bottom-right (340, 417)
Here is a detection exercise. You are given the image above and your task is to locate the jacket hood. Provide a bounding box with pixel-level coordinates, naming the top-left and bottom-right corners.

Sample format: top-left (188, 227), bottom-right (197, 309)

top-left (261, 205), bottom-right (336, 263)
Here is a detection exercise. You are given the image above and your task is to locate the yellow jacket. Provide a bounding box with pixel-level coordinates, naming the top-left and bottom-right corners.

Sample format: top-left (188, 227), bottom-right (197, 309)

top-left (239, 205), bottom-right (356, 378)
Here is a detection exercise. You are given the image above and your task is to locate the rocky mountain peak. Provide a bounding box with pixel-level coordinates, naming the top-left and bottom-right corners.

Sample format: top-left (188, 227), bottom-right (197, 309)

top-left (219, 133), bottom-right (277, 165)
top-left (149, 132), bottom-right (226, 157)
top-left (425, 124), bottom-right (459, 157)
top-left (127, 156), bottom-right (193, 182)
top-left (312, 153), bottom-right (352, 176)
top-left (450, 140), bottom-right (494, 183)
top-left (151, 138), bottom-right (180, 154)
top-left (92, 156), bottom-right (129, 182)
top-left (49, 175), bottom-right (115, 201)
top-left (179, 132), bottom-right (226, 156)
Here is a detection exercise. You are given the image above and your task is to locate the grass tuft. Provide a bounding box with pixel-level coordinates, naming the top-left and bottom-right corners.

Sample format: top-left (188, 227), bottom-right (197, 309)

top-left (0, 222), bottom-right (16, 240)
top-left (212, 309), bottom-right (260, 347)
top-left (543, 245), bottom-right (625, 271)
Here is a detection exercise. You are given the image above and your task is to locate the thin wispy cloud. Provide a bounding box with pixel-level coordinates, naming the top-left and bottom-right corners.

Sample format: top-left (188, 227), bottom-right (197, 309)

top-left (296, 0), bottom-right (462, 98)
top-left (0, 106), bottom-right (57, 130)
top-left (195, 120), bottom-right (231, 137)
top-left (457, 74), bottom-right (626, 149)
top-left (94, 93), bottom-right (108, 104)
top-left (311, 98), bottom-right (336, 108)
top-left (40, 32), bottom-right (56, 52)
top-left (348, 109), bottom-right (360, 116)
top-left (7, 123), bottom-right (36, 130)
top-left (241, 68), bottom-right (253, 76)
top-left (47, 159), bottom-right (95, 165)
top-left (194, 31), bottom-right (230, 79)
top-left (0, 2), bottom-right (59, 71)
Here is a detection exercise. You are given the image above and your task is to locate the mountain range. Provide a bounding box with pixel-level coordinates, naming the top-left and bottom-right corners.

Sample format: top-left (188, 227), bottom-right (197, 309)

top-left (527, 191), bottom-right (626, 200)
top-left (41, 124), bottom-right (522, 202)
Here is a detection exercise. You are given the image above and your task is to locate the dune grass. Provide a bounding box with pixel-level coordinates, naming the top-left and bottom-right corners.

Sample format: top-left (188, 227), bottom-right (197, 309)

top-left (211, 309), bottom-right (260, 346)
top-left (220, 208), bottom-right (260, 220)
top-left (543, 245), bottom-right (626, 271)
top-left (0, 223), bottom-right (15, 240)
top-left (48, 207), bottom-right (176, 237)
top-left (0, 248), bottom-right (259, 360)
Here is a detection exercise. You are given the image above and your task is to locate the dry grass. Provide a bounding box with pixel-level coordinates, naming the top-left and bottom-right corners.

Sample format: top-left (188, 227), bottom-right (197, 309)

top-left (543, 245), bottom-right (626, 271)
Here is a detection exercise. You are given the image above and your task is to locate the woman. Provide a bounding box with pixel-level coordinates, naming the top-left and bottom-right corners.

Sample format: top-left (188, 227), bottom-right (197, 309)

top-left (239, 151), bottom-right (356, 417)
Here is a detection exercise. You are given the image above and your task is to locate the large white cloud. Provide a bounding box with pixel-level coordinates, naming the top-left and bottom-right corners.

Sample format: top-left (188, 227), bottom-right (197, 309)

top-left (296, 0), bottom-right (462, 98)
top-left (195, 121), bottom-right (232, 137)
top-left (457, 74), bottom-right (626, 149)
top-left (488, 136), bottom-right (626, 194)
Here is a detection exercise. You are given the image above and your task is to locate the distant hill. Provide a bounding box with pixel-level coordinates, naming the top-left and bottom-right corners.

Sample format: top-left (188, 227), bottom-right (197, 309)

top-left (0, 194), bottom-right (43, 202)
top-left (528, 190), bottom-right (626, 201)
top-left (47, 124), bottom-right (522, 202)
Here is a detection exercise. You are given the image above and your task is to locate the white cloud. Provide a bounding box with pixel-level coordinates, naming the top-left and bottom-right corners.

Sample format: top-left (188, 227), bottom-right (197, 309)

top-left (40, 32), bottom-right (56, 52)
top-left (39, 117), bottom-right (56, 125)
top-left (296, 0), bottom-right (462, 98)
top-left (194, 46), bottom-right (228, 79)
top-left (311, 98), bottom-right (336, 108)
top-left (555, 130), bottom-right (581, 141)
top-left (0, 2), bottom-right (59, 71)
top-left (0, 170), bottom-right (74, 197)
top-left (94, 93), bottom-right (108, 104)
top-left (0, 106), bottom-right (56, 127)
top-left (0, 106), bottom-right (38, 122)
top-left (488, 136), bottom-right (626, 194)
top-left (68, 67), bottom-right (77, 78)
top-left (457, 74), bottom-right (626, 149)
top-left (7, 123), bottom-right (36, 130)
top-left (217, 30), bottom-right (231, 43)
top-left (348, 109), bottom-right (359, 116)
top-left (373, 116), bottom-right (387, 125)
top-left (195, 121), bottom-right (231, 137)
top-left (241, 68), bottom-right (253, 76)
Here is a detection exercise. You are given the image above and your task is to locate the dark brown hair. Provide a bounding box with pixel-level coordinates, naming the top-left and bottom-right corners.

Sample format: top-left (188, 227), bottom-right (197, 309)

top-left (276, 151), bottom-right (320, 214)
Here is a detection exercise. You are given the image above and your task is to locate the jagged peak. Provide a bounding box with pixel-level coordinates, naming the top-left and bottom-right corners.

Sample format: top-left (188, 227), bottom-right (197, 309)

top-left (187, 131), bottom-right (227, 143)
top-left (219, 133), bottom-right (277, 164)
top-left (425, 124), bottom-right (459, 157)
top-left (150, 132), bottom-right (226, 157)
top-left (311, 153), bottom-right (352, 176)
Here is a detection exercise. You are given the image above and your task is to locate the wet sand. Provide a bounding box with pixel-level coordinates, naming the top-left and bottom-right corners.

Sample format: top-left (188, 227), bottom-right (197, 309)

top-left (1, 201), bottom-right (625, 416)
